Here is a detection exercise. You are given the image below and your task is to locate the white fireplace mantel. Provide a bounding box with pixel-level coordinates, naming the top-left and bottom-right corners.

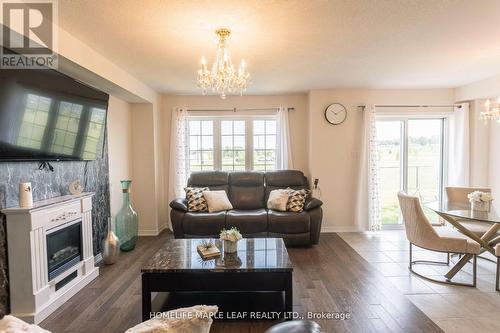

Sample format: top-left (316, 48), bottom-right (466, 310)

top-left (1, 193), bottom-right (99, 323)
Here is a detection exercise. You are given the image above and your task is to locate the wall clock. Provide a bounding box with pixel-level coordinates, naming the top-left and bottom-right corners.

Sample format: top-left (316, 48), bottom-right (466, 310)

top-left (325, 103), bottom-right (347, 125)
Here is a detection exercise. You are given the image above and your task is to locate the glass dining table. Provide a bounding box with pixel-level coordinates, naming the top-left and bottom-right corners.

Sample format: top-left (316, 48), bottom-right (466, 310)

top-left (426, 201), bottom-right (500, 280)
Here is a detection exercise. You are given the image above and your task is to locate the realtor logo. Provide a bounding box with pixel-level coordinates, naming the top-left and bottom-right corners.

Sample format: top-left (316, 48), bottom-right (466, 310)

top-left (0, 0), bottom-right (58, 69)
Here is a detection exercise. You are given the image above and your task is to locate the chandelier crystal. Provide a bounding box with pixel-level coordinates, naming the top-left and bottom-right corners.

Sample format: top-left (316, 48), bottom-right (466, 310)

top-left (197, 28), bottom-right (251, 99)
top-left (480, 98), bottom-right (500, 123)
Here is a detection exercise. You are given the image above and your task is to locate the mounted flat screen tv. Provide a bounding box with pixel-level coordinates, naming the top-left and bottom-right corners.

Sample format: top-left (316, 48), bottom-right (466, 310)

top-left (0, 68), bottom-right (109, 161)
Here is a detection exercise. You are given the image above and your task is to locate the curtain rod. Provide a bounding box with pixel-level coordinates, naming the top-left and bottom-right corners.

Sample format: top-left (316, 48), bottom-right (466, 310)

top-left (185, 107), bottom-right (295, 112)
top-left (357, 104), bottom-right (462, 110)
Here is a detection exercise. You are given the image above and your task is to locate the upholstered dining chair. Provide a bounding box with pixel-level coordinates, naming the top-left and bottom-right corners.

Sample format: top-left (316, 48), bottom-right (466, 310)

top-left (398, 191), bottom-right (480, 286)
top-left (445, 187), bottom-right (494, 238)
top-left (445, 187), bottom-right (491, 204)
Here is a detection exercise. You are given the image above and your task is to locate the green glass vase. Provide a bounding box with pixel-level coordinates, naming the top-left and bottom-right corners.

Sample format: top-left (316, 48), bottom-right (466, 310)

top-left (115, 180), bottom-right (138, 251)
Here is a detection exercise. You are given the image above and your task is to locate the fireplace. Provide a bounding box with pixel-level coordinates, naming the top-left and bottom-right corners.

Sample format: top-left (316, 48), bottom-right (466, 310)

top-left (46, 220), bottom-right (83, 281)
top-left (2, 194), bottom-right (98, 323)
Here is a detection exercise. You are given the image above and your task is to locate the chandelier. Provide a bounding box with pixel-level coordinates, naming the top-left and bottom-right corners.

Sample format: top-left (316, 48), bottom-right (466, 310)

top-left (480, 98), bottom-right (500, 123)
top-left (197, 28), bottom-right (251, 99)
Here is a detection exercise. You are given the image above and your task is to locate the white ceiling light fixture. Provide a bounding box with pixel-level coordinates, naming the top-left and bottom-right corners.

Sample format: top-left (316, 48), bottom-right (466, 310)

top-left (197, 28), bottom-right (251, 99)
top-left (480, 98), bottom-right (500, 123)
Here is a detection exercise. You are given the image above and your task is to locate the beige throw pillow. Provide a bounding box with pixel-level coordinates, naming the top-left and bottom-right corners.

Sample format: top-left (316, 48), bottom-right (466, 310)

top-left (126, 305), bottom-right (218, 333)
top-left (0, 315), bottom-right (50, 333)
top-left (203, 190), bottom-right (233, 213)
top-left (267, 189), bottom-right (292, 211)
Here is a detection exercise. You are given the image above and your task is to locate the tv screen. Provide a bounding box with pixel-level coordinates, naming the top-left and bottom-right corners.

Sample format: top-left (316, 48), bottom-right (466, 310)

top-left (0, 68), bottom-right (109, 161)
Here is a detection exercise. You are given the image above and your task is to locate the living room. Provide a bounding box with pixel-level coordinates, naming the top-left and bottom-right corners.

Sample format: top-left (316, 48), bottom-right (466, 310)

top-left (1, 1), bottom-right (500, 332)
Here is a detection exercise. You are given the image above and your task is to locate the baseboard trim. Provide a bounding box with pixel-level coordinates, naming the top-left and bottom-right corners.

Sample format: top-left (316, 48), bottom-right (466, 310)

top-left (321, 226), bottom-right (359, 233)
top-left (138, 223), bottom-right (169, 237)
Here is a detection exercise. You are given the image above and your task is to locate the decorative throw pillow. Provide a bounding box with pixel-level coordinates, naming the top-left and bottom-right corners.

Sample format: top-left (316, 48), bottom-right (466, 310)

top-left (185, 187), bottom-right (209, 212)
top-left (202, 190), bottom-right (233, 213)
top-left (0, 315), bottom-right (50, 333)
top-left (125, 305), bottom-right (218, 333)
top-left (267, 189), bottom-right (292, 211)
top-left (286, 188), bottom-right (311, 213)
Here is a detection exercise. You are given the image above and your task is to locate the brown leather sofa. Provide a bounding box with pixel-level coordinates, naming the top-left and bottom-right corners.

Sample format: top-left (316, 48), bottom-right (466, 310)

top-left (169, 170), bottom-right (323, 246)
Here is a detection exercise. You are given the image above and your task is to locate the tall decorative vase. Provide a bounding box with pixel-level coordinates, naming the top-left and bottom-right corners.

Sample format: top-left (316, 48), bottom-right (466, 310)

top-left (102, 218), bottom-right (120, 265)
top-left (115, 180), bottom-right (139, 251)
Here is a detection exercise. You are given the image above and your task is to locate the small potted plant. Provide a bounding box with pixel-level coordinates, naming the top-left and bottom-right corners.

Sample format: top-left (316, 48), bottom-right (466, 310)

top-left (467, 191), bottom-right (493, 212)
top-left (219, 227), bottom-right (242, 253)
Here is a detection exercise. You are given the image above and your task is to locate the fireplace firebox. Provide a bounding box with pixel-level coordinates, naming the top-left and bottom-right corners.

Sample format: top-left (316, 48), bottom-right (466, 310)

top-left (46, 220), bottom-right (83, 281)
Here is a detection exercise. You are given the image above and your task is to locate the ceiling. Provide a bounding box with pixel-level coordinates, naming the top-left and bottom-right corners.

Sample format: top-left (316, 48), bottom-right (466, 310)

top-left (58, 0), bottom-right (500, 95)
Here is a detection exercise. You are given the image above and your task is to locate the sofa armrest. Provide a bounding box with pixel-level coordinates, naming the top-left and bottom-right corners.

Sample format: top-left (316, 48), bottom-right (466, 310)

top-left (304, 197), bottom-right (323, 211)
top-left (170, 198), bottom-right (188, 212)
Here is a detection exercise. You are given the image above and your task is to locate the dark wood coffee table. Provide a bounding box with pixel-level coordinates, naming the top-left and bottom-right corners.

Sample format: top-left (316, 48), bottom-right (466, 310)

top-left (141, 238), bottom-right (293, 320)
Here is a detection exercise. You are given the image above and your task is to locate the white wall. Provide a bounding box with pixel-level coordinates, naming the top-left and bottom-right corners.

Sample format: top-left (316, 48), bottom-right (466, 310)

top-left (107, 96), bottom-right (133, 219)
top-left (130, 104), bottom-right (162, 235)
top-left (159, 89), bottom-right (455, 233)
top-left (308, 89), bottom-right (455, 232)
top-left (467, 100), bottom-right (490, 186)
top-left (52, 22), bottom-right (167, 237)
top-left (455, 75), bottom-right (500, 211)
top-left (489, 121), bottom-right (500, 211)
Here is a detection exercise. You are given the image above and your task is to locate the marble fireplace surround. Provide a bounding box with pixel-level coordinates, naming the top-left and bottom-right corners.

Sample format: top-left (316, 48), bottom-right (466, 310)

top-left (0, 141), bottom-right (110, 316)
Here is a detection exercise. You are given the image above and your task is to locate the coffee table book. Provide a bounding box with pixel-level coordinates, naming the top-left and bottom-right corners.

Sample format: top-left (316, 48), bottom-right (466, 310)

top-left (197, 243), bottom-right (221, 259)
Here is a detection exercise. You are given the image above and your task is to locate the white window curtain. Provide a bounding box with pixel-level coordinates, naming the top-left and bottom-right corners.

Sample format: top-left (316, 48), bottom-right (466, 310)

top-left (277, 106), bottom-right (293, 169)
top-left (168, 107), bottom-right (188, 228)
top-left (355, 105), bottom-right (381, 231)
top-left (447, 103), bottom-right (470, 187)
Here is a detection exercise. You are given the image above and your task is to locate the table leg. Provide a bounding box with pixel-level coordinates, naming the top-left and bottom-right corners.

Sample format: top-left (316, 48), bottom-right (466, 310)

top-left (142, 274), bottom-right (152, 321)
top-left (445, 254), bottom-right (472, 280)
top-left (284, 273), bottom-right (293, 318)
top-left (443, 222), bottom-right (500, 280)
top-left (438, 213), bottom-right (496, 254)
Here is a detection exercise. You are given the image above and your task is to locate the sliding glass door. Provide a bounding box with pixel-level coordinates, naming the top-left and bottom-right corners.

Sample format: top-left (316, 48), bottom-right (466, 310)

top-left (376, 117), bottom-right (445, 226)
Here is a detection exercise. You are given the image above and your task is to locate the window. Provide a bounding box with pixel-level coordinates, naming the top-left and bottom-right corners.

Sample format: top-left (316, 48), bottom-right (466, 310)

top-left (376, 117), bottom-right (445, 226)
top-left (221, 120), bottom-right (246, 170)
top-left (186, 117), bottom-right (279, 172)
top-left (188, 120), bottom-right (214, 171)
top-left (253, 120), bottom-right (277, 171)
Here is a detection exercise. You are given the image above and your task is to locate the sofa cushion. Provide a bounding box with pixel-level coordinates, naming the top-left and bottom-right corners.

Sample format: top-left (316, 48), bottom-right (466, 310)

top-left (182, 211), bottom-right (226, 235)
top-left (265, 170), bottom-right (309, 201)
top-left (268, 210), bottom-right (310, 234)
top-left (229, 172), bottom-right (265, 209)
top-left (188, 171), bottom-right (229, 193)
top-left (226, 209), bottom-right (268, 234)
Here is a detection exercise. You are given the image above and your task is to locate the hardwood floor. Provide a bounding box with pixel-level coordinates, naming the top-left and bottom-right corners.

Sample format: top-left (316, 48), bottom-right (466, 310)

top-left (40, 232), bottom-right (442, 333)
